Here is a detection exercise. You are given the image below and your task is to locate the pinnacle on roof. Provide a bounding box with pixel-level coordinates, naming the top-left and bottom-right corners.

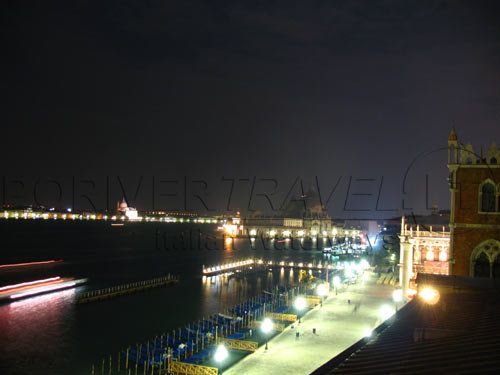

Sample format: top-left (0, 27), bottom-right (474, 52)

top-left (448, 126), bottom-right (457, 141)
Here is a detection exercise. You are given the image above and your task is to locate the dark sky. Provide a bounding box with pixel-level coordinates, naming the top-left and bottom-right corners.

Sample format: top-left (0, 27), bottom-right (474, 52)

top-left (1, 0), bottom-right (500, 217)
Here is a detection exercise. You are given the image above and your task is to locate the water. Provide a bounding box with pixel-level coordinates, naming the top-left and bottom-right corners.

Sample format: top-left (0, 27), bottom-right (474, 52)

top-left (0, 222), bottom-right (334, 375)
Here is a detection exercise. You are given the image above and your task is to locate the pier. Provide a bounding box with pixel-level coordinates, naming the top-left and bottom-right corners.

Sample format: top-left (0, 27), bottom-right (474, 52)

top-left (202, 258), bottom-right (336, 276)
top-left (76, 274), bottom-right (179, 304)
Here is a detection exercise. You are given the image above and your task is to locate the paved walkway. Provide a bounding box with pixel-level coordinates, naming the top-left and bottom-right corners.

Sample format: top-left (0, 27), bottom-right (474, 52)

top-left (224, 272), bottom-right (397, 375)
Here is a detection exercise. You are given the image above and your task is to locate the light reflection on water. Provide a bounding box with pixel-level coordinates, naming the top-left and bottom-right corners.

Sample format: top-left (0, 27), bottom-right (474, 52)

top-left (0, 289), bottom-right (76, 375)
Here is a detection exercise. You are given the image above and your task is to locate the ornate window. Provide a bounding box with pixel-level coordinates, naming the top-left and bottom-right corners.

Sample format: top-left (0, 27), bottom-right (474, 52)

top-left (479, 180), bottom-right (496, 212)
top-left (470, 240), bottom-right (500, 278)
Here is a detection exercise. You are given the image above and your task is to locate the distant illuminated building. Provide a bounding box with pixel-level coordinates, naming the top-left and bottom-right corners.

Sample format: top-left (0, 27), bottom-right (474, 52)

top-left (116, 198), bottom-right (139, 220)
top-left (223, 211), bottom-right (243, 236)
top-left (242, 185), bottom-right (340, 238)
top-left (399, 216), bottom-right (450, 297)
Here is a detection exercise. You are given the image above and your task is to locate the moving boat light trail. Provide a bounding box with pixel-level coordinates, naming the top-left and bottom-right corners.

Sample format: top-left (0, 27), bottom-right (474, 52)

top-left (0, 277), bottom-right (62, 293)
top-left (0, 259), bottom-right (64, 269)
top-left (0, 276), bottom-right (86, 301)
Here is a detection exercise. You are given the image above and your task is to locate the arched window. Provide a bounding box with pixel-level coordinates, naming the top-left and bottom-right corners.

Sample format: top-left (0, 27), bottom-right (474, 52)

top-left (479, 181), bottom-right (496, 212)
top-left (439, 247), bottom-right (447, 262)
top-left (426, 247), bottom-right (434, 261)
top-left (470, 240), bottom-right (500, 278)
top-left (474, 253), bottom-right (490, 278)
top-left (490, 157), bottom-right (497, 164)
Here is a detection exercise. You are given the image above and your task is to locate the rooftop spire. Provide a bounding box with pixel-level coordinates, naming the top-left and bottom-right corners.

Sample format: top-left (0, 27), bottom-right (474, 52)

top-left (448, 124), bottom-right (457, 141)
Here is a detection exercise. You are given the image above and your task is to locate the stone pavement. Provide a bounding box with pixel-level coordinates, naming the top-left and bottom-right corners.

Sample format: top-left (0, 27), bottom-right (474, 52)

top-left (223, 272), bottom-right (397, 375)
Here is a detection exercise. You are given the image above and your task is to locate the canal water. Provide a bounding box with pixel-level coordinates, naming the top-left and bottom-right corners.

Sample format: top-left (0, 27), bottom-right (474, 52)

top-left (0, 222), bottom-right (337, 375)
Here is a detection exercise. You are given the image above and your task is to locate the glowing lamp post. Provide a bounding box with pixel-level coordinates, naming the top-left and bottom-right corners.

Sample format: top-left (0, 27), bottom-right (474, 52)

top-left (261, 318), bottom-right (274, 350)
top-left (363, 328), bottom-right (372, 338)
top-left (214, 345), bottom-right (228, 374)
top-left (419, 287), bottom-right (440, 305)
top-left (295, 297), bottom-right (306, 323)
top-left (333, 276), bottom-right (341, 295)
top-left (379, 304), bottom-right (395, 321)
top-left (317, 284), bottom-right (327, 306)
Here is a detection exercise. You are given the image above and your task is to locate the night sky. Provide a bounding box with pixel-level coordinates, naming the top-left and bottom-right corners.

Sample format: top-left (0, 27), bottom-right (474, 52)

top-left (2, 1), bottom-right (500, 217)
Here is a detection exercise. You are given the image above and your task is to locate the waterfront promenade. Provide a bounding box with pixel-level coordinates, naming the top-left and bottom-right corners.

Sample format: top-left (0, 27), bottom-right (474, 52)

top-left (224, 272), bottom-right (396, 375)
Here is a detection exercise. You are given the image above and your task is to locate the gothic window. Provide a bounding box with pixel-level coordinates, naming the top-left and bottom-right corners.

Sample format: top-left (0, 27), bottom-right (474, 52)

top-left (471, 240), bottom-right (500, 279)
top-left (474, 252), bottom-right (490, 278)
top-left (479, 181), bottom-right (496, 212)
top-left (490, 157), bottom-right (497, 164)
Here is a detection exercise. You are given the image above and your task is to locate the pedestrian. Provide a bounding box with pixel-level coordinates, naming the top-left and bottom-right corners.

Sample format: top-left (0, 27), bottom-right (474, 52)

top-left (348, 299), bottom-right (351, 304)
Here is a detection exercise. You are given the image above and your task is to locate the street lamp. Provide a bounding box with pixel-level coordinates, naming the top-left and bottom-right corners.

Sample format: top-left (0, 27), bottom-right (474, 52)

top-left (214, 345), bottom-right (228, 374)
top-left (393, 289), bottom-right (403, 311)
top-left (295, 297), bottom-right (306, 323)
top-left (379, 304), bottom-right (395, 321)
top-left (419, 287), bottom-right (440, 305)
top-left (333, 276), bottom-right (341, 295)
top-left (261, 318), bottom-right (274, 350)
top-left (317, 284), bottom-right (327, 306)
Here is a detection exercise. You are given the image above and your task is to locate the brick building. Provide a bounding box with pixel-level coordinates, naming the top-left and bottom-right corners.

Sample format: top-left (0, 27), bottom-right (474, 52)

top-left (447, 128), bottom-right (500, 277)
